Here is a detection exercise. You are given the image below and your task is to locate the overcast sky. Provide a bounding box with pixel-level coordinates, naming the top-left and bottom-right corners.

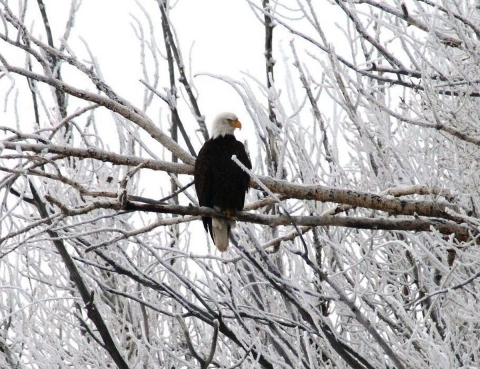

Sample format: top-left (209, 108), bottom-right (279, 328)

top-left (64, 0), bottom-right (265, 140)
top-left (2, 0), bottom-right (344, 144)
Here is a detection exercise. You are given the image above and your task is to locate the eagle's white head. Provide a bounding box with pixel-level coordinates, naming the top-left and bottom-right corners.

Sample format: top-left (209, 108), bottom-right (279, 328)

top-left (211, 112), bottom-right (242, 139)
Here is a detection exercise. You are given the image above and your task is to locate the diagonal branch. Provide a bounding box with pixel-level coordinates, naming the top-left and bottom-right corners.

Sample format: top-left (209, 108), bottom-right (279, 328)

top-left (36, 0), bottom-right (67, 118)
top-left (156, 0), bottom-right (208, 140)
top-left (0, 141), bottom-right (191, 174)
top-left (256, 176), bottom-right (464, 221)
top-left (28, 182), bottom-right (130, 369)
top-left (0, 59), bottom-right (195, 165)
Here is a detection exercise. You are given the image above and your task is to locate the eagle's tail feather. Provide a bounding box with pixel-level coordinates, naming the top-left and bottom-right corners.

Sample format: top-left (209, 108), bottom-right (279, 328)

top-left (212, 217), bottom-right (235, 252)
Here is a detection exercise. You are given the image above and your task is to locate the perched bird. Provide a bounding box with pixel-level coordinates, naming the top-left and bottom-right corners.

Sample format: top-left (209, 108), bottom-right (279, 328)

top-left (194, 112), bottom-right (252, 251)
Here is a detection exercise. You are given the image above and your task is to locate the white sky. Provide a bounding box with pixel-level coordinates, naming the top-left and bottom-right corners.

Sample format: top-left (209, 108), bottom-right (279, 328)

top-left (1, 0), bottom-right (345, 145)
top-left (66, 0), bottom-right (265, 143)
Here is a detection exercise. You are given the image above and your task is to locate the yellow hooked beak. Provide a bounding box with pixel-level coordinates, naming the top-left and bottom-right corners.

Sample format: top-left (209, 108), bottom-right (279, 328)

top-left (232, 120), bottom-right (242, 129)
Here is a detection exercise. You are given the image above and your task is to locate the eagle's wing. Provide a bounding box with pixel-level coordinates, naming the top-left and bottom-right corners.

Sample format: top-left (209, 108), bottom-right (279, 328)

top-left (194, 142), bottom-right (215, 238)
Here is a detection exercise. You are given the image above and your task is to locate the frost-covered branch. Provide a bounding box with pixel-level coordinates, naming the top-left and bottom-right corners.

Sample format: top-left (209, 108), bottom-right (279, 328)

top-left (41, 196), bottom-right (472, 242)
top-left (156, 0), bottom-right (208, 140)
top-left (0, 139), bottom-right (191, 174)
top-left (0, 59), bottom-right (194, 164)
top-left (28, 181), bottom-right (130, 369)
top-left (2, 1), bottom-right (480, 367)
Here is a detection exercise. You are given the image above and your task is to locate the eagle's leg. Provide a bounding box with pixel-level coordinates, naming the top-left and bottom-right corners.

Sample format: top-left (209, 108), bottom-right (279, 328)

top-left (224, 209), bottom-right (237, 230)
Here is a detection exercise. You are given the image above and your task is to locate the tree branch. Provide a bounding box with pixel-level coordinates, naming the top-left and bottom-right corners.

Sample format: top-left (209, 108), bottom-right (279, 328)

top-left (0, 141), bottom-right (191, 174)
top-left (0, 60), bottom-right (195, 165)
top-left (41, 196), bottom-right (473, 242)
top-left (257, 176), bottom-right (464, 221)
top-left (156, 0), bottom-right (208, 140)
top-left (28, 182), bottom-right (130, 369)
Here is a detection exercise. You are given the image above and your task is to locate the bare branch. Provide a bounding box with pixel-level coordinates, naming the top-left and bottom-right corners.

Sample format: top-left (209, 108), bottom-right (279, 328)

top-left (0, 141), bottom-right (191, 174)
top-left (156, 0), bottom-right (208, 140)
top-left (29, 181), bottom-right (130, 369)
top-left (0, 60), bottom-right (195, 164)
top-left (54, 200), bottom-right (472, 242)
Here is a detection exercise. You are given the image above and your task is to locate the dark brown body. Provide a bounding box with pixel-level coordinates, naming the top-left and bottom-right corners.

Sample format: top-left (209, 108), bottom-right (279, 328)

top-left (194, 135), bottom-right (252, 242)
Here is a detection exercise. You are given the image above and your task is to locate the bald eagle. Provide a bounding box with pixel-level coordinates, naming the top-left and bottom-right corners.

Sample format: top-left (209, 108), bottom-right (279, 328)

top-left (194, 112), bottom-right (252, 251)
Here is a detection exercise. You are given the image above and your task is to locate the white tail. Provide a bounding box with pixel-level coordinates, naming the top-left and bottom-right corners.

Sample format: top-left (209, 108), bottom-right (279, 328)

top-left (212, 217), bottom-right (236, 252)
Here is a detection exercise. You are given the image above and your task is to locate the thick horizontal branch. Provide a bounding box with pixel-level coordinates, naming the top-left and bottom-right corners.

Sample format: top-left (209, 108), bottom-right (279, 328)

top-left (123, 202), bottom-right (472, 241)
top-left (257, 176), bottom-right (462, 221)
top-left (3, 141), bottom-right (467, 223)
top-left (45, 195), bottom-right (470, 240)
